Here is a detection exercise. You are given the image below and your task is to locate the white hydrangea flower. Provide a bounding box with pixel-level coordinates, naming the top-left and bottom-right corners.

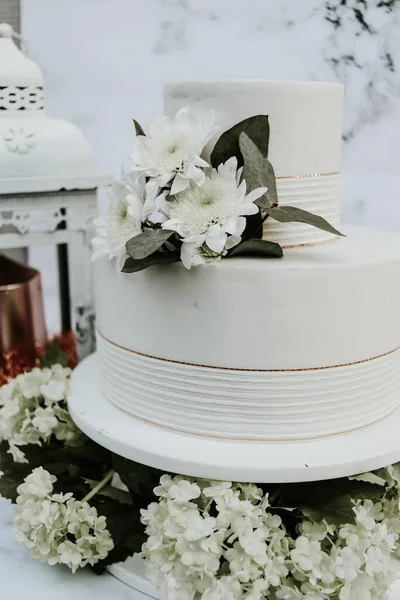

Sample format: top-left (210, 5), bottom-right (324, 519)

top-left (291, 536), bottom-right (322, 572)
top-left (141, 472), bottom-right (400, 600)
top-left (14, 468), bottom-right (114, 573)
top-left (334, 547), bottom-right (361, 581)
top-left (162, 156), bottom-right (266, 269)
top-left (92, 171), bottom-right (146, 269)
top-left (141, 475), bottom-right (289, 599)
top-left (131, 107), bottom-right (218, 196)
top-left (31, 407), bottom-right (59, 435)
top-left (0, 365), bottom-right (79, 463)
top-left (17, 466), bottom-right (56, 499)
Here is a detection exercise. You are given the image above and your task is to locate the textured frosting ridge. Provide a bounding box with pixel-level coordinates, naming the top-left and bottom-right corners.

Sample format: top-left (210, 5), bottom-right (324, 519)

top-left (98, 333), bottom-right (400, 440)
top-left (266, 173), bottom-right (340, 246)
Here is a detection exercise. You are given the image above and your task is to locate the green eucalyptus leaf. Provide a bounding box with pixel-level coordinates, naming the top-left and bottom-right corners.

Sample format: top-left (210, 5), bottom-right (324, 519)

top-left (210, 115), bottom-right (270, 168)
top-left (239, 132), bottom-right (278, 209)
top-left (242, 211), bottom-right (264, 241)
top-left (122, 251), bottom-right (180, 274)
top-left (126, 229), bottom-right (175, 260)
top-left (133, 119), bottom-right (145, 137)
top-left (228, 238), bottom-right (283, 259)
top-left (39, 338), bottom-right (68, 368)
top-left (268, 206), bottom-right (345, 237)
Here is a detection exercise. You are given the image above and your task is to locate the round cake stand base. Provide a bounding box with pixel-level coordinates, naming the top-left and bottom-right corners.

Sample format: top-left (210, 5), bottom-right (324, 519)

top-left (107, 556), bottom-right (161, 599)
top-left (69, 354), bottom-right (400, 483)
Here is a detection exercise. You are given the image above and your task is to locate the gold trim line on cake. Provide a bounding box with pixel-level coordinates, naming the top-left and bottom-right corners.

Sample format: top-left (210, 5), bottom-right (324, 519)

top-left (98, 332), bottom-right (400, 373)
top-left (275, 171), bottom-right (339, 180)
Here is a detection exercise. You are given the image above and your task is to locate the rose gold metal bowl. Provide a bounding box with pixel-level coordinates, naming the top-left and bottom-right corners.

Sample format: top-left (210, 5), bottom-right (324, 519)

top-left (0, 254), bottom-right (47, 383)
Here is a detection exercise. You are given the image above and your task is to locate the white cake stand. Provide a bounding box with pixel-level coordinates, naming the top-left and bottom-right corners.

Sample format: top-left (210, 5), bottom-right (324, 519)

top-left (68, 354), bottom-right (400, 597)
top-left (69, 353), bottom-right (400, 484)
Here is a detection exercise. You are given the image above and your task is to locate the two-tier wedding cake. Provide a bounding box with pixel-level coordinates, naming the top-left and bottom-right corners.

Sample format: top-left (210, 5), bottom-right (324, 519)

top-left (93, 80), bottom-right (400, 442)
top-left (64, 79), bottom-right (400, 600)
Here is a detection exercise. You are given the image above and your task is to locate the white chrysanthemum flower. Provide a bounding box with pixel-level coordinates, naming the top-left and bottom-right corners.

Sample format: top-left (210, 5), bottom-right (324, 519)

top-left (0, 364), bottom-right (79, 463)
top-left (162, 157), bottom-right (267, 269)
top-left (131, 107), bottom-right (218, 196)
top-left (92, 172), bottom-right (146, 268)
top-left (14, 468), bottom-right (114, 573)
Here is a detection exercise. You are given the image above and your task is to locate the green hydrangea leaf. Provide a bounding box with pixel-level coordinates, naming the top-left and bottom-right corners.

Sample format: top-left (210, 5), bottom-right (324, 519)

top-left (298, 495), bottom-right (356, 526)
top-left (112, 454), bottom-right (164, 501)
top-left (278, 477), bottom-right (386, 527)
top-left (39, 338), bottom-right (68, 368)
top-left (268, 206), bottom-right (345, 237)
top-left (85, 479), bottom-right (133, 505)
top-left (210, 115), bottom-right (270, 168)
top-left (239, 132), bottom-right (278, 209)
top-left (92, 499), bottom-right (146, 572)
top-left (126, 229), bottom-right (175, 260)
top-left (228, 238), bottom-right (283, 258)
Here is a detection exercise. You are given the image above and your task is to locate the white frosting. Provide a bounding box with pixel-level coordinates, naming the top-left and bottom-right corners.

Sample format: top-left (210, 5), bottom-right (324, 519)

top-left (97, 333), bottom-right (400, 440)
top-left (164, 80), bottom-right (344, 246)
top-left (267, 173), bottom-right (340, 246)
top-left (95, 227), bottom-right (400, 440)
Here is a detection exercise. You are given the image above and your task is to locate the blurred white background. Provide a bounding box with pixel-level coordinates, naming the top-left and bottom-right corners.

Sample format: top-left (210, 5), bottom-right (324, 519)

top-left (18, 0), bottom-right (400, 329)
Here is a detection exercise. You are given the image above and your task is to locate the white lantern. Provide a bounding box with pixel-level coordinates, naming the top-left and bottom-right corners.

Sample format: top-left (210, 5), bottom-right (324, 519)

top-left (0, 23), bottom-right (110, 360)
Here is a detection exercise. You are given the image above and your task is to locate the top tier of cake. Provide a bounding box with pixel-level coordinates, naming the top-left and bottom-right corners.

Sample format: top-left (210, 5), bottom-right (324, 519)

top-left (164, 80), bottom-right (344, 247)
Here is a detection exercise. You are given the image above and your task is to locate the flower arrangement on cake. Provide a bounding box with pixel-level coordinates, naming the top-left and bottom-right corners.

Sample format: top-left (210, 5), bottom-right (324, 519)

top-left (92, 109), bottom-right (343, 272)
top-left (1, 344), bottom-right (400, 600)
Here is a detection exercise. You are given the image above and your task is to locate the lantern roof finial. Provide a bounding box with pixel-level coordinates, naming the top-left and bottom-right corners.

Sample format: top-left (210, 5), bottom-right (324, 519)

top-left (0, 23), bottom-right (14, 38)
top-left (0, 23), bottom-right (43, 89)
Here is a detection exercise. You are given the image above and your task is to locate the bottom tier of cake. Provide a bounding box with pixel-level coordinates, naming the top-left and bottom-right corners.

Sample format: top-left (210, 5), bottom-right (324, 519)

top-left (95, 226), bottom-right (400, 441)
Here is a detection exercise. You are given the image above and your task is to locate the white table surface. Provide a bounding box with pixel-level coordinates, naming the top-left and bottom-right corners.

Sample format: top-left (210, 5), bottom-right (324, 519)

top-left (0, 497), bottom-right (146, 600)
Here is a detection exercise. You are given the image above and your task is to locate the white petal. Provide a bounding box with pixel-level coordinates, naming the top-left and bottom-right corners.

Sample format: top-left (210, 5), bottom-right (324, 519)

top-left (225, 235), bottom-right (242, 250)
top-left (206, 228), bottom-right (226, 253)
top-left (127, 194), bottom-right (144, 223)
top-left (240, 202), bottom-right (260, 216)
top-left (246, 186), bottom-right (268, 203)
top-left (145, 179), bottom-right (160, 202)
top-left (180, 242), bottom-right (197, 270)
top-left (224, 217), bottom-right (238, 236)
top-left (170, 175), bottom-right (190, 195)
top-left (183, 233), bottom-right (206, 245)
top-left (236, 216), bottom-right (247, 237)
top-left (162, 218), bottom-right (182, 234)
top-left (186, 165), bottom-right (206, 188)
top-left (236, 165), bottom-right (244, 185)
top-left (193, 155), bottom-right (209, 169)
top-left (218, 156), bottom-right (238, 181)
